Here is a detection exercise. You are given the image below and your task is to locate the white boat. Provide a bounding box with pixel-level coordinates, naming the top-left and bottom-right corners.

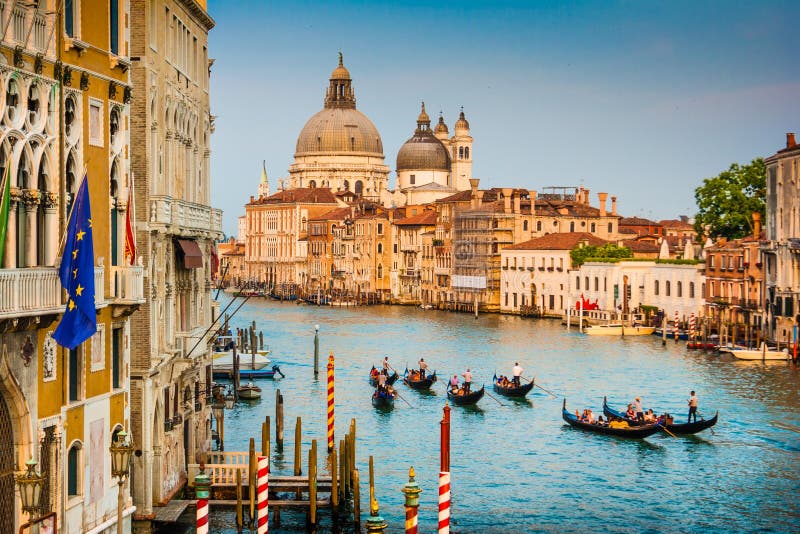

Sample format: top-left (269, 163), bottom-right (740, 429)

top-left (238, 382), bottom-right (262, 399)
top-left (213, 349), bottom-right (271, 371)
top-left (728, 343), bottom-right (790, 361)
top-left (583, 324), bottom-right (655, 336)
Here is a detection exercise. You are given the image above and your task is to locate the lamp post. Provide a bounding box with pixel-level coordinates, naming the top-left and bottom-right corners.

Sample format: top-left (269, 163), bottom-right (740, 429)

top-left (110, 430), bottom-right (133, 534)
top-left (212, 400), bottom-right (225, 451)
top-left (16, 458), bottom-right (43, 519)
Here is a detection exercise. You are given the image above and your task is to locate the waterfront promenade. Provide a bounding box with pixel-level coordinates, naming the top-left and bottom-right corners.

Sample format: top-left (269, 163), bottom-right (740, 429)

top-left (186, 296), bottom-right (799, 533)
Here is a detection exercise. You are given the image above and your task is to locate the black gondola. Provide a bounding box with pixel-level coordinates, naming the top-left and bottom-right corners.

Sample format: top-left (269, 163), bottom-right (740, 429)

top-left (371, 388), bottom-right (395, 409)
top-left (562, 399), bottom-right (662, 438)
top-left (492, 373), bottom-right (535, 398)
top-left (602, 397), bottom-right (719, 435)
top-left (403, 368), bottom-right (437, 390)
top-left (446, 385), bottom-right (485, 406)
top-left (368, 366), bottom-right (399, 387)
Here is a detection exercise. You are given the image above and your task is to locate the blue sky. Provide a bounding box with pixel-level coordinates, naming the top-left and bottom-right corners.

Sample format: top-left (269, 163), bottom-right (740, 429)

top-left (207, 0), bottom-right (798, 236)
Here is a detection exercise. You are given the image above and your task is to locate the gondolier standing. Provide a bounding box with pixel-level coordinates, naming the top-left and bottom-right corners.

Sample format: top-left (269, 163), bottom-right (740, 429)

top-left (688, 390), bottom-right (698, 423)
top-left (462, 368), bottom-right (473, 393)
top-left (634, 397), bottom-right (644, 422)
top-left (419, 358), bottom-right (428, 379)
top-left (382, 356), bottom-right (391, 373)
top-left (512, 362), bottom-right (524, 387)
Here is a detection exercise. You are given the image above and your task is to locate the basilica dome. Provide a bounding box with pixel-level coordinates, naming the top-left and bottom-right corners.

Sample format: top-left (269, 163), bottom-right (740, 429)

top-left (294, 54), bottom-right (384, 158)
top-left (396, 103), bottom-right (451, 171)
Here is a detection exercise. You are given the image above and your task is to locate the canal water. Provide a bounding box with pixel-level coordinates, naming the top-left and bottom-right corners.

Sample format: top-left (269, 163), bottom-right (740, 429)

top-left (178, 296), bottom-right (800, 533)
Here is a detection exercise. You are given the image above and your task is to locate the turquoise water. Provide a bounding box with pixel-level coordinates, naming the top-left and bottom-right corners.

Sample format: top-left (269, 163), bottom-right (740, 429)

top-left (185, 296), bottom-right (800, 533)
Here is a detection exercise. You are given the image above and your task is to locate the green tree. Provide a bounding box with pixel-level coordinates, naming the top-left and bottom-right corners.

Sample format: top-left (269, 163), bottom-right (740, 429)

top-left (570, 243), bottom-right (632, 267)
top-left (694, 158), bottom-right (765, 240)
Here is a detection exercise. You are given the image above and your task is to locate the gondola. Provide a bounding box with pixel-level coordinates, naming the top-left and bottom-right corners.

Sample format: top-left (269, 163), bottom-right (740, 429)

top-left (562, 399), bottom-right (662, 438)
top-left (602, 397), bottom-right (719, 435)
top-left (492, 374), bottom-right (534, 398)
top-left (446, 385), bottom-right (485, 406)
top-left (368, 366), bottom-right (399, 387)
top-left (371, 387), bottom-right (395, 409)
top-left (403, 368), bottom-right (437, 390)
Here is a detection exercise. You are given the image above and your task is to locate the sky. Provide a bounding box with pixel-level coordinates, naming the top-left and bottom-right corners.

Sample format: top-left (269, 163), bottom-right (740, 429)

top-left (207, 0), bottom-right (799, 236)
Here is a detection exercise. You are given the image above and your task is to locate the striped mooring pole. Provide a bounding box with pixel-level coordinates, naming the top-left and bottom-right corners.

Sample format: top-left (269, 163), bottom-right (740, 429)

top-left (195, 466), bottom-right (211, 534)
top-left (438, 403), bottom-right (451, 534)
top-left (256, 455), bottom-right (269, 533)
top-left (327, 351), bottom-right (335, 452)
top-left (402, 467), bottom-right (422, 534)
top-left (674, 310), bottom-right (680, 340)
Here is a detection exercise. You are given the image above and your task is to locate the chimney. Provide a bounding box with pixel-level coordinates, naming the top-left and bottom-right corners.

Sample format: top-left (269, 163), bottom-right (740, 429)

top-left (475, 190), bottom-right (485, 209)
top-left (584, 189), bottom-right (590, 205)
top-left (753, 212), bottom-right (762, 237)
top-left (787, 132), bottom-right (797, 149)
top-left (250, 195), bottom-right (255, 203)
top-left (502, 188), bottom-right (512, 214)
top-left (611, 196), bottom-right (617, 216)
top-left (598, 192), bottom-right (608, 217)
top-left (529, 189), bottom-right (537, 217)
top-left (513, 192), bottom-right (521, 214)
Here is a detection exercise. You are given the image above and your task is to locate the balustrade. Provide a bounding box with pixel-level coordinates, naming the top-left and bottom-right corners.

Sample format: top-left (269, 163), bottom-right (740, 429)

top-left (109, 265), bottom-right (145, 304)
top-left (0, 266), bottom-right (106, 318)
top-left (150, 195), bottom-right (223, 235)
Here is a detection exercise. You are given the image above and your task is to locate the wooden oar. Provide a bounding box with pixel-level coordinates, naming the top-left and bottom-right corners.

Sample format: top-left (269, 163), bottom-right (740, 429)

top-left (484, 389), bottom-right (506, 407)
top-left (526, 378), bottom-right (558, 398)
top-left (393, 388), bottom-right (414, 408)
top-left (697, 411), bottom-right (716, 435)
top-left (657, 423), bottom-right (678, 438)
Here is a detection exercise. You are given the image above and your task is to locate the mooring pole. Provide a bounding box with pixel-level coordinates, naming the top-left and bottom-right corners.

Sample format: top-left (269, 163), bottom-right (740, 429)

top-left (327, 352), bottom-right (335, 452)
top-left (314, 324), bottom-right (320, 378)
top-left (439, 403), bottom-right (451, 534)
top-left (402, 467), bottom-right (422, 534)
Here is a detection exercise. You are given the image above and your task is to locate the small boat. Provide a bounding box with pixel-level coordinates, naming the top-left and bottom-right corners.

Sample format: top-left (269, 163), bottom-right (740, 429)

top-left (213, 350), bottom-right (271, 372)
top-left (368, 366), bottom-right (398, 387)
top-left (725, 343), bottom-right (789, 361)
top-left (403, 369), bottom-right (437, 390)
top-left (653, 328), bottom-right (689, 340)
top-left (214, 364), bottom-right (284, 380)
top-left (371, 387), bottom-right (395, 409)
top-left (446, 385), bottom-right (485, 406)
top-left (602, 397), bottom-right (718, 435)
top-left (562, 399), bottom-right (661, 438)
top-left (492, 374), bottom-right (534, 398)
top-left (238, 382), bottom-right (262, 400)
top-left (583, 324), bottom-right (655, 336)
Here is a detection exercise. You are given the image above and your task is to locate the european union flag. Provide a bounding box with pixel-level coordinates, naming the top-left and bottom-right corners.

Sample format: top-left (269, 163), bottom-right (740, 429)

top-left (53, 175), bottom-right (96, 349)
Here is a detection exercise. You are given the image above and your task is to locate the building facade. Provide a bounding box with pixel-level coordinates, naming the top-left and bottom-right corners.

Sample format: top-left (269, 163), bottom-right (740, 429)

top-left (763, 132), bottom-right (800, 344)
top-left (0, 1), bottom-right (144, 532)
top-left (128, 0), bottom-right (221, 529)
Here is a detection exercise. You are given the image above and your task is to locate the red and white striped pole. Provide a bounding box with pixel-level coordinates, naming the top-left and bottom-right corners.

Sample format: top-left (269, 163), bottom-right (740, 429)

top-left (256, 455), bottom-right (269, 534)
top-left (689, 313), bottom-right (696, 339)
top-left (194, 467), bottom-right (211, 534)
top-left (438, 403), bottom-right (451, 534)
top-left (327, 351), bottom-right (335, 452)
top-left (674, 310), bottom-right (680, 340)
top-left (402, 467), bottom-right (422, 534)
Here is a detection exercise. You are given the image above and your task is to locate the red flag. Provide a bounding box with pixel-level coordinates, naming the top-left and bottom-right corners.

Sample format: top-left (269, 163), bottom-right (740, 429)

top-left (124, 177), bottom-right (136, 265)
top-left (210, 243), bottom-right (219, 279)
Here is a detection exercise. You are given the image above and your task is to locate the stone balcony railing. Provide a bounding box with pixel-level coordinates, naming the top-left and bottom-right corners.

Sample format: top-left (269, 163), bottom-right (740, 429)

top-left (0, 266), bottom-right (106, 320)
top-left (109, 265), bottom-right (146, 305)
top-left (150, 195), bottom-right (223, 238)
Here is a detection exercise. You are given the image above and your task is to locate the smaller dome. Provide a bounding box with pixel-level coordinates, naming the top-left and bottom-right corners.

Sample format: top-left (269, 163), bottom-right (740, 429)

top-left (397, 104), bottom-right (451, 172)
top-left (454, 109), bottom-right (470, 132)
top-left (417, 101), bottom-right (430, 124)
top-left (434, 113), bottom-right (448, 135)
top-left (331, 52), bottom-right (350, 80)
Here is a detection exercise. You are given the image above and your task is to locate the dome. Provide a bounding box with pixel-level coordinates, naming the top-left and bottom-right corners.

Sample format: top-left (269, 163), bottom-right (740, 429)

top-left (454, 109), bottom-right (470, 133)
top-left (397, 103), bottom-right (451, 171)
top-left (295, 107), bottom-right (384, 156)
top-left (434, 114), bottom-right (449, 135)
top-left (331, 52), bottom-right (350, 80)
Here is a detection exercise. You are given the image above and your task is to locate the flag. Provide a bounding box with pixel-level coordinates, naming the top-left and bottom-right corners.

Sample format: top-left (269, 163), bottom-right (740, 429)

top-left (53, 175), bottom-right (96, 349)
top-left (124, 174), bottom-right (136, 265)
top-left (0, 165), bottom-right (10, 266)
top-left (210, 242), bottom-right (219, 279)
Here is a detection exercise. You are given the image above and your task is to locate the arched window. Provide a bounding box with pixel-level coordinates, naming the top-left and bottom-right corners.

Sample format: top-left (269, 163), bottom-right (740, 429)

top-left (377, 243), bottom-right (383, 254)
top-left (354, 180), bottom-right (363, 195)
top-left (594, 277), bottom-right (599, 291)
top-left (523, 220), bottom-right (528, 231)
top-left (458, 146), bottom-right (464, 159)
top-left (677, 281), bottom-right (683, 297)
top-left (576, 276), bottom-right (580, 290)
top-left (570, 221), bottom-right (575, 232)
top-left (585, 277), bottom-right (589, 291)
top-left (464, 147), bottom-right (469, 159)
top-left (536, 221), bottom-right (542, 232)
top-left (590, 223), bottom-right (596, 233)
top-left (654, 280), bottom-right (659, 295)
top-left (689, 282), bottom-right (695, 298)
top-left (110, 160), bottom-right (120, 265)
top-left (68, 442), bottom-right (83, 497)
top-left (343, 180), bottom-right (350, 191)
top-left (377, 264), bottom-right (383, 279)
top-left (608, 222), bottom-right (612, 233)
top-left (309, 180), bottom-right (316, 188)
top-left (666, 281), bottom-right (671, 296)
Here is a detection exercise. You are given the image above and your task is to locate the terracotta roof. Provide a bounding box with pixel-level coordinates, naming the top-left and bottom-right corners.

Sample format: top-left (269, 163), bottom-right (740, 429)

top-left (249, 187), bottom-right (338, 205)
top-left (504, 232), bottom-right (608, 251)
top-left (533, 199), bottom-right (607, 218)
top-left (393, 211), bottom-right (437, 226)
top-left (659, 219), bottom-right (694, 229)
top-left (622, 239), bottom-right (659, 252)
top-left (619, 216), bottom-right (659, 226)
top-left (436, 190), bottom-right (472, 203)
top-left (309, 207), bottom-right (352, 221)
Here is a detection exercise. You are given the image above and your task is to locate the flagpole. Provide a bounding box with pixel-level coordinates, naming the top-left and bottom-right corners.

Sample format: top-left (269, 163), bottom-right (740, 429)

top-left (128, 171), bottom-right (136, 265)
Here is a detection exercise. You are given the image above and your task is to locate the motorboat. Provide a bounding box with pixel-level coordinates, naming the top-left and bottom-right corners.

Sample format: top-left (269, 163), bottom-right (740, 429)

top-left (727, 343), bottom-right (790, 361)
top-left (583, 324), bottom-right (655, 336)
top-left (213, 349), bottom-right (271, 372)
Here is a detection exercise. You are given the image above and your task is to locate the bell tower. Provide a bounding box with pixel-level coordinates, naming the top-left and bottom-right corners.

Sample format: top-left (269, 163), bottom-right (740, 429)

top-left (450, 107), bottom-right (473, 191)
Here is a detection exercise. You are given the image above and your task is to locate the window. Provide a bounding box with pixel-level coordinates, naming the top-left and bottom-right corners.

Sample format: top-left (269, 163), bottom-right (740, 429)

top-left (309, 180), bottom-right (316, 188)
top-left (110, 0), bottom-right (120, 54)
top-left (570, 222), bottom-right (575, 232)
top-left (654, 280), bottom-right (659, 295)
top-left (458, 146), bottom-right (464, 159)
top-left (677, 281), bottom-right (683, 298)
top-left (67, 442), bottom-right (82, 497)
top-left (584, 277), bottom-right (589, 290)
top-left (88, 98), bottom-right (104, 147)
top-left (666, 281), bottom-right (671, 297)
top-left (68, 347), bottom-right (82, 402)
top-left (523, 220), bottom-right (528, 231)
top-left (709, 254), bottom-right (715, 269)
top-left (355, 180), bottom-right (363, 195)
top-left (112, 327), bottom-right (123, 389)
top-left (393, 244), bottom-right (398, 253)
top-left (65, 0), bottom-right (77, 37)
top-left (590, 223), bottom-right (596, 232)
top-left (536, 221), bottom-right (542, 232)
top-left (377, 243), bottom-right (383, 254)
top-left (607, 222), bottom-right (612, 233)
top-left (377, 264), bottom-right (383, 279)
top-left (576, 276), bottom-right (580, 290)
top-left (410, 174), bottom-right (415, 185)
top-left (464, 147), bottom-right (469, 159)
top-left (689, 282), bottom-right (695, 298)
top-left (594, 277), bottom-right (599, 291)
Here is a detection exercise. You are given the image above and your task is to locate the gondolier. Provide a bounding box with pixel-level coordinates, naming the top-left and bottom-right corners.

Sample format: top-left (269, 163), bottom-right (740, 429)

top-left (462, 368), bottom-right (473, 393)
top-left (419, 358), bottom-right (428, 378)
top-left (688, 390), bottom-right (698, 423)
top-left (634, 397), bottom-right (644, 422)
top-left (512, 362), bottom-right (523, 387)
top-left (382, 356), bottom-right (391, 373)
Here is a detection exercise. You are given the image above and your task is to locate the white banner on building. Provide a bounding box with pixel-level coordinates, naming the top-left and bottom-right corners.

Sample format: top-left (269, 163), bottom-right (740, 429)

top-left (452, 275), bottom-right (487, 289)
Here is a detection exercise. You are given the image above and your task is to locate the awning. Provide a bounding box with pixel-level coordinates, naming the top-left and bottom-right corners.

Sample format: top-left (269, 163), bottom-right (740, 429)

top-left (176, 239), bottom-right (203, 269)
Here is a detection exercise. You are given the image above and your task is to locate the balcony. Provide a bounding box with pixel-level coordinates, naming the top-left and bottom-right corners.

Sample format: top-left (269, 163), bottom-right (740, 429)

top-left (400, 268), bottom-right (420, 278)
top-left (0, 266), bottom-right (106, 320)
top-left (109, 265), bottom-right (146, 305)
top-left (150, 195), bottom-right (224, 238)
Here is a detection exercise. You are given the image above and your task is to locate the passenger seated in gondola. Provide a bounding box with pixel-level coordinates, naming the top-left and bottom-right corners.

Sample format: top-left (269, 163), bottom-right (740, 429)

top-left (596, 416), bottom-right (605, 426)
top-left (643, 409), bottom-right (656, 423)
top-left (450, 375), bottom-right (459, 392)
top-left (585, 410), bottom-right (595, 424)
top-left (625, 404), bottom-right (635, 419)
top-left (370, 367), bottom-right (380, 379)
